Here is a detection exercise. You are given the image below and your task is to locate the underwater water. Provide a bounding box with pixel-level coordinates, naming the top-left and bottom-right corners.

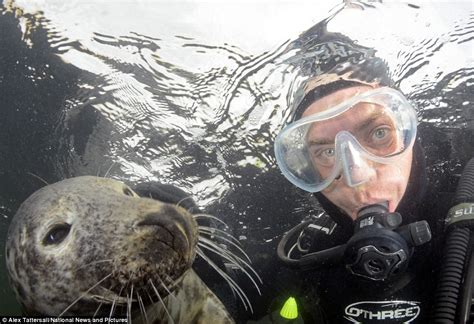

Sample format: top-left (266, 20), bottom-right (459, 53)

top-left (0, 0), bottom-right (473, 320)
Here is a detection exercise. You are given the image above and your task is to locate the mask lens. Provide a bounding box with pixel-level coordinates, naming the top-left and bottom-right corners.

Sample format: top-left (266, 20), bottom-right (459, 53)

top-left (307, 101), bottom-right (403, 160)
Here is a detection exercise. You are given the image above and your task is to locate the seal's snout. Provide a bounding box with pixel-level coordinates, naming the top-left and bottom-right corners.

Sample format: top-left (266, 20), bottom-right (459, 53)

top-left (136, 206), bottom-right (195, 254)
top-left (140, 205), bottom-right (193, 235)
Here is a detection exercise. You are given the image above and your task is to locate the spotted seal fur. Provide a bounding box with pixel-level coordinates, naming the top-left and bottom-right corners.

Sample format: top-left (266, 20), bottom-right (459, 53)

top-left (5, 176), bottom-right (259, 322)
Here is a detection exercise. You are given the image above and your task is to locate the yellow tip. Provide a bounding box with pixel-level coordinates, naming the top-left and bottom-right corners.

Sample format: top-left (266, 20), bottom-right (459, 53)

top-left (279, 296), bottom-right (298, 320)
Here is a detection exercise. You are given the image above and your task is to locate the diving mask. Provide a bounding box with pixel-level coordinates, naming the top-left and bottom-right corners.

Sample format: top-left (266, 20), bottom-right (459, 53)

top-left (274, 87), bottom-right (417, 192)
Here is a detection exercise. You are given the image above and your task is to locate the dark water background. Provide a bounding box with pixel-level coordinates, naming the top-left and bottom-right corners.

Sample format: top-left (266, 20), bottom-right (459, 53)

top-left (0, 0), bottom-right (473, 319)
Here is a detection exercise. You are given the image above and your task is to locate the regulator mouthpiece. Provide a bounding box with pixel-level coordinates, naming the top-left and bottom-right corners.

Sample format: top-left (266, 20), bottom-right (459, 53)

top-left (345, 203), bottom-right (432, 281)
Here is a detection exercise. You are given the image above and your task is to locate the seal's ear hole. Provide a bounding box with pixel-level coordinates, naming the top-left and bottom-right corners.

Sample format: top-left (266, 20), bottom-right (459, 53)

top-left (123, 187), bottom-right (134, 197)
top-left (43, 224), bottom-right (71, 246)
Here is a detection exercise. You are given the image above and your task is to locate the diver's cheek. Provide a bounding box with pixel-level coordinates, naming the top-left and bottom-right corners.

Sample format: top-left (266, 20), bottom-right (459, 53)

top-left (332, 199), bottom-right (356, 220)
top-left (322, 187), bottom-right (359, 220)
top-left (388, 199), bottom-right (398, 213)
top-left (392, 181), bottom-right (408, 212)
top-left (322, 176), bottom-right (341, 193)
top-left (387, 167), bottom-right (412, 212)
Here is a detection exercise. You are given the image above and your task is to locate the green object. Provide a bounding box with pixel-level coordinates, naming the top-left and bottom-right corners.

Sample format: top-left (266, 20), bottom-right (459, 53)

top-left (279, 297), bottom-right (298, 320)
top-left (446, 203), bottom-right (474, 226)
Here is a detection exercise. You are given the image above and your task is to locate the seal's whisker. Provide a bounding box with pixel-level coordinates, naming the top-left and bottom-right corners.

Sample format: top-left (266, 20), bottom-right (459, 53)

top-left (163, 274), bottom-right (174, 284)
top-left (156, 276), bottom-right (178, 302)
top-left (59, 272), bottom-right (113, 317)
top-left (144, 286), bottom-right (154, 305)
top-left (198, 225), bottom-right (241, 246)
top-left (163, 274), bottom-right (181, 294)
top-left (122, 277), bottom-right (133, 319)
top-left (137, 291), bottom-right (149, 324)
top-left (149, 279), bottom-right (175, 324)
top-left (27, 172), bottom-right (49, 186)
top-left (193, 213), bottom-right (229, 228)
top-left (198, 239), bottom-right (262, 294)
top-left (175, 195), bottom-right (194, 210)
top-left (108, 285), bottom-right (124, 322)
top-left (93, 281), bottom-right (115, 318)
top-left (196, 248), bottom-right (253, 313)
top-left (199, 228), bottom-right (250, 262)
top-left (103, 162), bottom-right (116, 179)
top-left (198, 237), bottom-right (262, 284)
top-left (204, 237), bottom-right (262, 286)
top-left (196, 247), bottom-right (252, 312)
top-left (198, 229), bottom-right (241, 249)
top-left (93, 302), bottom-right (104, 318)
top-left (127, 283), bottom-right (134, 324)
top-left (108, 295), bottom-right (117, 319)
top-left (198, 237), bottom-right (243, 267)
top-left (125, 291), bottom-right (130, 323)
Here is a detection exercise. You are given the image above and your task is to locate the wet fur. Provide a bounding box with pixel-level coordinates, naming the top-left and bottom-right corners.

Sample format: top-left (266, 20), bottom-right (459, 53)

top-left (5, 176), bottom-right (234, 323)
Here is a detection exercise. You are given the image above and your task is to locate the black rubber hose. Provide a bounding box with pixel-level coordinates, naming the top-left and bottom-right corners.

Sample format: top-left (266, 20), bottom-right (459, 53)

top-left (431, 158), bottom-right (474, 323)
top-left (277, 220), bottom-right (346, 269)
top-left (453, 158), bottom-right (474, 205)
top-left (277, 220), bottom-right (313, 267)
top-left (431, 227), bottom-right (471, 323)
top-left (458, 251), bottom-right (474, 324)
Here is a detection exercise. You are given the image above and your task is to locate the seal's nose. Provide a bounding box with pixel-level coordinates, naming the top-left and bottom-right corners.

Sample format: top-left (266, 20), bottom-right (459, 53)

top-left (136, 206), bottom-right (193, 250)
top-left (137, 211), bottom-right (168, 227)
top-left (138, 206), bottom-right (190, 234)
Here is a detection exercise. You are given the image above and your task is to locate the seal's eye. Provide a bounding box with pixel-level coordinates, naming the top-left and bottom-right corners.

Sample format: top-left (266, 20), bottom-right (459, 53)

top-left (123, 187), bottom-right (134, 197)
top-left (43, 224), bottom-right (71, 245)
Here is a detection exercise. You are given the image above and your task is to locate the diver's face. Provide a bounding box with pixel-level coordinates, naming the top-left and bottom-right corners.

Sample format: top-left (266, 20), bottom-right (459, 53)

top-left (302, 86), bottom-right (413, 220)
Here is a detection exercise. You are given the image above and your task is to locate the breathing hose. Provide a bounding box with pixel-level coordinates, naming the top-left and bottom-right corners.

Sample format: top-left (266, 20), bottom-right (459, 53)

top-left (431, 158), bottom-right (474, 323)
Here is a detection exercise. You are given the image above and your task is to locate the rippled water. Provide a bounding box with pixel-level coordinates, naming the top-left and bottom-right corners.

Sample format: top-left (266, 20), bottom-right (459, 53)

top-left (0, 0), bottom-right (473, 319)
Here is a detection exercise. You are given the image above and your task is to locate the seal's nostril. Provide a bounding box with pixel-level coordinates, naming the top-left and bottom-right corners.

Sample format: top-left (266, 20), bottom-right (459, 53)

top-left (137, 213), bottom-right (164, 227)
top-left (137, 206), bottom-right (189, 230)
top-left (137, 208), bottom-right (183, 227)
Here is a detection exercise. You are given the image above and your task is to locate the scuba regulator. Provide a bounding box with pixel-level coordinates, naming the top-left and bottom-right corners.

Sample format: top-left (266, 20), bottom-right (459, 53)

top-left (277, 203), bottom-right (432, 281)
top-left (345, 204), bottom-right (431, 280)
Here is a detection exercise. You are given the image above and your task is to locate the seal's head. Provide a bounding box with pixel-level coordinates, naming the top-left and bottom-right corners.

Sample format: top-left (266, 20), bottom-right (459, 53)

top-left (5, 176), bottom-right (198, 316)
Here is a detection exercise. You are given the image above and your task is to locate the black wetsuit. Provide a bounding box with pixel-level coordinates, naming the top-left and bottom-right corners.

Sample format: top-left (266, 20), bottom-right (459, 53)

top-left (287, 215), bottom-right (443, 323)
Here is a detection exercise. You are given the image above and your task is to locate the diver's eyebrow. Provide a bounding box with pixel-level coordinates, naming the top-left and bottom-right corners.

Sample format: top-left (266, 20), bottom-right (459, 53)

top-left (354, 110), bottom-right (388, 132)
top-left (308, 138), bottom-right (334, 146)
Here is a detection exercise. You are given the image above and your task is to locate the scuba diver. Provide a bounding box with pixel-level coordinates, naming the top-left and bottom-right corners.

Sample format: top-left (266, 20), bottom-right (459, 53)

top-left (273, 71), bottom-right (436, 323)
top-left (247, 26), bottom-right (463, 323)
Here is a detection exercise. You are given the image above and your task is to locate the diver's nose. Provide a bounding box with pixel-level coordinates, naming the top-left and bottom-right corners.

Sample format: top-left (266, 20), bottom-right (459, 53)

top-left (337, 132), bottom-right (376, 187)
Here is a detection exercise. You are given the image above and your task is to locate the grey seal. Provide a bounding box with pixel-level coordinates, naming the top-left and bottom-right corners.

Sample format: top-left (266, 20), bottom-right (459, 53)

top-left (5, 176), bottom-right (259, 322)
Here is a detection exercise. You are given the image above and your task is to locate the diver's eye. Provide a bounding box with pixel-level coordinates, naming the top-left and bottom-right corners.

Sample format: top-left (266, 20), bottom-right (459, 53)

top-left (43, 224), bottom-right (71, 245)
top-left (123, 187), bottom-right (134, 196)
